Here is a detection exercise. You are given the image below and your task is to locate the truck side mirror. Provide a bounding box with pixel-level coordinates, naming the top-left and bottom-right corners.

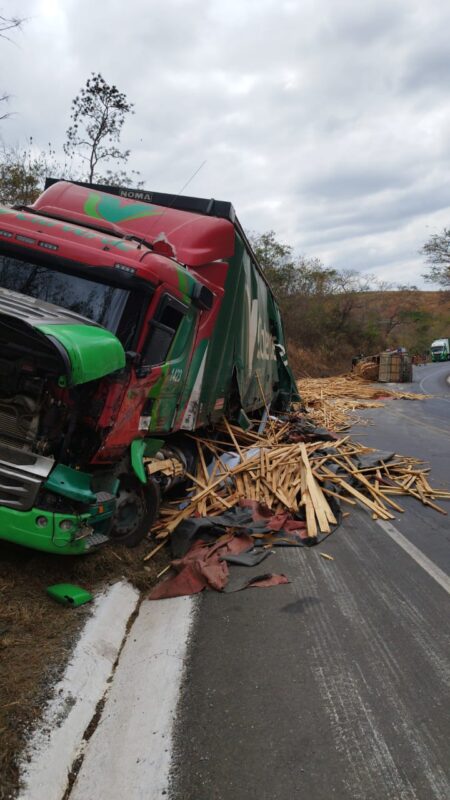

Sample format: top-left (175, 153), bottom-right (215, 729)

top-left (191, 283), bottom-right (214, 310)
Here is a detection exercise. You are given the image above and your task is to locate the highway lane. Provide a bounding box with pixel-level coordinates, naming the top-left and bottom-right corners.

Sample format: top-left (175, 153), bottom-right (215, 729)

top-left (350, 362), bottom-right (450, 572)
top-left (418, 361), bottom-right (450, 400)
top-left (170, 363), bottom-right (450, 800)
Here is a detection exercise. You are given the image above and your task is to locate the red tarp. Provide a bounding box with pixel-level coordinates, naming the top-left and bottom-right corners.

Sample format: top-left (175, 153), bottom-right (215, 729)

top-left (149, 532), bottom-right (289, 600)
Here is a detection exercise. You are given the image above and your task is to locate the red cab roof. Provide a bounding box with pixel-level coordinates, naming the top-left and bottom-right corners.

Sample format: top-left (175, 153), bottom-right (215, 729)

top-left (33, 182), bottom-right (236, 267)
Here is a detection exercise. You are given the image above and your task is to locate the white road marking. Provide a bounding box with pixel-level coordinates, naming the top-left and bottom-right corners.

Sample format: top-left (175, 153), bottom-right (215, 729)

top-left (69, 596), bottom-right (195, 800)
top-left (419, 365), bottom-right (450, 400)
top-left (377, 520), bottom-right (450, 596)
top-left (285, 539), bottom-right (450, 799)
top-left (18, 581), bottom-right (140, 800)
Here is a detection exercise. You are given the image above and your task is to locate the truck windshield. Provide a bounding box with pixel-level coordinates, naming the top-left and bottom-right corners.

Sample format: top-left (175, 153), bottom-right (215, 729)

top-left (0, 252), bottom-right (145, 348)
top-left (431, 347), bottom-right (443, 353)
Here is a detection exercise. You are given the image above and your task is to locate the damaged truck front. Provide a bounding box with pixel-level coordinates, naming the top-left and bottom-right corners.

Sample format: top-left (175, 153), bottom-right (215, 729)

top-left (0, 180), bottom-right (298, 554)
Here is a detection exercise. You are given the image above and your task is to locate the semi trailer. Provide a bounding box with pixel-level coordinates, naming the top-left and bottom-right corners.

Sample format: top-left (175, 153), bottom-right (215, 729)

top-left (0, 179), bottom-right (298, 554)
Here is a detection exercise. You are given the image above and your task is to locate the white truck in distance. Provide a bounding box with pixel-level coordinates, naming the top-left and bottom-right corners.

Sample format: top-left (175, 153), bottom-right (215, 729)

top-left (430, 338), bottom-right (450, 362)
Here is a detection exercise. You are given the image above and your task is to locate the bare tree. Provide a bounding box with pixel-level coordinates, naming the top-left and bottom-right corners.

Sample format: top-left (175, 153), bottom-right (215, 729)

top-left (64, 73), bottom-right (134, 182)
top-left (421, 229), bottom-right (450, 288)
top-left (0, 13), bottom-right (22, 40)
top-left (0, 12), bottom-right (24, 120)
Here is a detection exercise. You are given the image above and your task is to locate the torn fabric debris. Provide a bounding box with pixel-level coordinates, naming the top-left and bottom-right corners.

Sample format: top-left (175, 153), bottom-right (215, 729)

top-left (149, 532), bottom-right (289, 600)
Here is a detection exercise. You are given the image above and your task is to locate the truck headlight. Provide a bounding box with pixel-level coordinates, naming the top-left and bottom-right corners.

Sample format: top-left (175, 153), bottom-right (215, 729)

top-left (59, 519), bottom-right (74, 531)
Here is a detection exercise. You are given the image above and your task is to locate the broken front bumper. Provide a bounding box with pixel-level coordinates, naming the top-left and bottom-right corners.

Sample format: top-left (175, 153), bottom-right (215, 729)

top-left (0, 495), bottom-right (115, 555)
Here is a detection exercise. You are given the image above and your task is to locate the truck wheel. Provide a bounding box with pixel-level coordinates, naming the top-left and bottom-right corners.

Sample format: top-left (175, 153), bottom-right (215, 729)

top-left (110, 475), bottom-right (160, 547)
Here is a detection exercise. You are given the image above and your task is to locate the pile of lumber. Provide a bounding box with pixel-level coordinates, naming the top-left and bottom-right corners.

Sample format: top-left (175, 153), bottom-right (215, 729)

top-left (297, 373), bottom-right (429, 431)
top-left (150, 417), bottom-right (334, 542)
top-left (354, 359), bottom-right (379, 381)
top-left (313, 442), bottom-right (450, 520)
top-left (146, 414), bottom-right (449, 553)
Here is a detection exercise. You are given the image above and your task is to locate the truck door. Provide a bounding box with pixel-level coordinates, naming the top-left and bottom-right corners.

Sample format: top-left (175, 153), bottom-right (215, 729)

top-left (136, 293), bottom-right (198, 433)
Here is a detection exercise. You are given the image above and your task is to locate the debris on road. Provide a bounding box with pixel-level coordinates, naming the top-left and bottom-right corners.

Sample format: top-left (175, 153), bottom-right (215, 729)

top-left (352, 351), bottom-right (413, 383)
top-left (149, 531), bottom-right (289, 599)
top-left (354, 358), bottom-right (380, 381)
top-left (46, 584), bottom-right (93, 607)
top-left (150, 418), bottom-right (449, 543)
top-left (297, 373), bottom-right (430, 431)
top-left (146, 404), bottom-right (450, 596)
top-left (149, 420), bottom-right (339, 543)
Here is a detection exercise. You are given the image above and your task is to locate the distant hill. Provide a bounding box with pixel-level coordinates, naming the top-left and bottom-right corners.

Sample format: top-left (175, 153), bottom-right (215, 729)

top-left (285, 290), bottom-right (450, 377)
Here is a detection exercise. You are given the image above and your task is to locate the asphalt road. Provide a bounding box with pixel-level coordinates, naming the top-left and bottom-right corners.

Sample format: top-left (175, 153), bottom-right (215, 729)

top-left (170, 363), bottom-right (450, 800)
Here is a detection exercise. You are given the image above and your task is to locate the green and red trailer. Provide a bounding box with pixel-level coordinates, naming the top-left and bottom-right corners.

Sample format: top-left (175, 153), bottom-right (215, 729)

top-left (0, 179), bottom-right (298, 554)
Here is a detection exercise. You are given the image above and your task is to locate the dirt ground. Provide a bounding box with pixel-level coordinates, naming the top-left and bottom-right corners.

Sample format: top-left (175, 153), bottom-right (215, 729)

top-left (0, 537), bottom-right (169, 800)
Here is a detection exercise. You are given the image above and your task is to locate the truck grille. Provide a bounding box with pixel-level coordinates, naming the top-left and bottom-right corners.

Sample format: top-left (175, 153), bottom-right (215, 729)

top-left (0, 442), bottom-right (53, 511)
top-left (0, 400), bottom-right (36, 445)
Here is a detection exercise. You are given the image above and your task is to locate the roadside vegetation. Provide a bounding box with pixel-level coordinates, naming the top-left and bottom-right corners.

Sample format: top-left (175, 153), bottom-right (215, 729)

top-left (250, 231), bottom-right (450, 376)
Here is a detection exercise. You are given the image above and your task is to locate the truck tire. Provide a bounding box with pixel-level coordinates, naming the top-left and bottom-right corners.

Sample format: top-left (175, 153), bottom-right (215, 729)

top-left (110, 475), bottom-right (160, 547)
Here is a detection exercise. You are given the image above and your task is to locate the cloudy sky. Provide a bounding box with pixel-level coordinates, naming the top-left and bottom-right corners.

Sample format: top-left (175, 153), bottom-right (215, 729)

top-left (1, 0), bottom-right (450, 286)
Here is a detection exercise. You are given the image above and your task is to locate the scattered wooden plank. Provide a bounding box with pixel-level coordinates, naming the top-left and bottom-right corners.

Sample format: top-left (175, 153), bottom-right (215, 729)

top-left (156, 564), bottom-right (172, 579)
top-left (143, 393), bottom-right (449, 562)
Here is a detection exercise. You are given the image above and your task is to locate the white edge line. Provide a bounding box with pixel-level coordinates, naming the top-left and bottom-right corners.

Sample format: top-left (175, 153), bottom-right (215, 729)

top-left (419, 364), bottom-right (450, 400)
top-left (69, 595), bottom-right (196, 800)
top-left (377, 520), bottom-right (450, 596)
top-left (18, 580), bottom-right (140, 800)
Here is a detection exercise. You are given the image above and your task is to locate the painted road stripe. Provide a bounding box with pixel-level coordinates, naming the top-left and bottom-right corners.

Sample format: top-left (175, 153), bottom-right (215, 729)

top-left (419, 365), bottom-right (450, 401)
top-left (69, 595), bottom-right (195, 800)
top-left (19, 581), bottom-right (140, 800)
top-left (377, 520), bottom-right (450, 596)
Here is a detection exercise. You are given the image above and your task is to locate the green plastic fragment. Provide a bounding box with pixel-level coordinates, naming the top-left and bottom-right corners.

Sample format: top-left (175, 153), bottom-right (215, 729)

top-left (130, 438), bottom-right (165, 484)
top-left (46, 583), bottom-right (93, 607)
top-left (45, 464), bottom-right (97, 504)
top-left (130, 439), bottom-right (148, 484)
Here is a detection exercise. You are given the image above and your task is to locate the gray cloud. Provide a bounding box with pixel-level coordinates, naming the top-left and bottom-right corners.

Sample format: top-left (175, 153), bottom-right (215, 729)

top-left (1, 0), bottom-right (450, 286)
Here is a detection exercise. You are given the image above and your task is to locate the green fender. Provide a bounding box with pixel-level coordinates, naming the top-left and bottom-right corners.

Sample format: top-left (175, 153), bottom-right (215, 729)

top-left (130, 438), bottom-right (165, 484)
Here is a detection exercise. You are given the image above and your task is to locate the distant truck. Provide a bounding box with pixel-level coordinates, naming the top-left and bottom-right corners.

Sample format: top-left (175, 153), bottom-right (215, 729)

top-left (430, 338), bottom-right (450, 362)
top-left (0, 179), bottom-right (298, 554)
